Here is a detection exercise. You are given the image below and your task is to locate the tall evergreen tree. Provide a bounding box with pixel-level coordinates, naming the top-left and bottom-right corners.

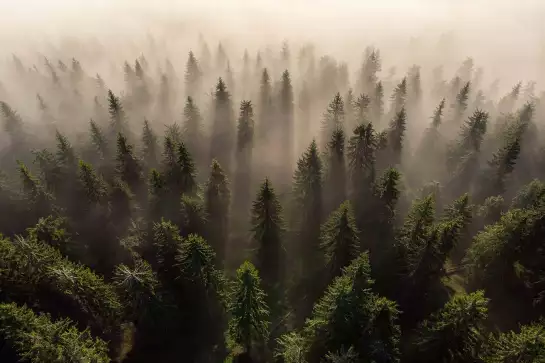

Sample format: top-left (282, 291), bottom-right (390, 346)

top-left (233, 101), bottom-right (255, 216)
top-left (321, 93), bottom-right (345, 147)
top-left (141, 119), bottom-right (159, 170)
top-left (324, 128), bottom-right (347, 215)
top-left (228, 261), bottom-right (270, 359)
top-left (320, 201), bottom-right (359, 282)
top-left (107, 89), bottom-right (127, 138)
top-left (210, 78), bottom-right (235, 175)
top-left (185, 51), bottom-right (202, 99)
top-left (252, 178), bottom-right (285, 325)
top-left (204, 160), bottom-right (231, 265)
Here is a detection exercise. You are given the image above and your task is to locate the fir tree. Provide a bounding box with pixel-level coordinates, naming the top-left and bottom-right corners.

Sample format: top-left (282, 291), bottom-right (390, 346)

top-left (411, 291), bottom-right (488, 363)
top-left (182, 96), bottom-right (204, 167)
top-left (234, 100), bottom-right (255, 201)
top-left (185, 51), bottom-right (202, 99)
top-left (228, 261), bottom-right (270, 357)
top-left (324, 128), bottom-right (347, 215)
top-left (252, 178), bottom-right (285, 314)
top-left (210, 78), bottom-right (235, 175)
top-left (388, 107), bottom-right (407, 166)
top-left (320, 201), bottom-right (359, 281)
top-left (322, 93), bottom-right (345, 147)
top-left (141, 119), bottom-right (159, 170)
top-left (204, 160), bottom-right (231, 265)
top-left (107, 89), bottom-right (127, 137)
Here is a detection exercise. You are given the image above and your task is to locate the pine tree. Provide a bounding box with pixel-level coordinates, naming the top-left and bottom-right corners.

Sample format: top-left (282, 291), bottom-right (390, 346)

top-left (108, 89), bottom-right (127, 137)
top-left (320, 201), bottom-right (359, 281)
top-left (178, 142), bottom-right (197, 196)
top-left (324, 128), bottom-right (346, 215)
top-left (348, 123), bottom-right (377, 234)
top-left (322, 93), bottom-right (345, 147)
top-left (390, 77), bottom-right (407, 115)
top-left (175, 234), bottom-right (227, 362)
top-left (278, 70), bottom-right (295, 185)
top-left (210, 78), bottom-right (235, 175)
top-left (252, 178), bottom-right (285, 314)
top-left (475, 121), bottom-right (523, 202)
top-left (233, 100), bottom-right (255, 218)
top-left (388, 107), bottom-right (407, 166)
top-left (185, 51), bottom-right (202, 99)
top-left (115, 133), bottom-right (144, 199)
top-left (204, 160), bottom-right (230, 265)
top-left (0, 302), bottom-right (110, 362)
top-left (292, 140), bottom-right (323, 323)
top-left (485, 323), bottom-right (545, 362)
top-left (182, 96), bottom-right (204, 167)
top-left (412, 291), bottom-right (488, 363)
top-left (228, 261), bottom-right (270, 357)
top-left (258, 68), bottom-right (273, 141)
top-left (304, 254), bottom-right (400, 363)
top-left (371, 81), bottom-right (384, 124)
top-left (141, 119), bottom-right (159, 170)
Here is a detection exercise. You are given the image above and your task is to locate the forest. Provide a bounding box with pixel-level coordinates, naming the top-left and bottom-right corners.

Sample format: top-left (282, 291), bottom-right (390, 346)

top-left (0, 11), bottom-right (545, 361)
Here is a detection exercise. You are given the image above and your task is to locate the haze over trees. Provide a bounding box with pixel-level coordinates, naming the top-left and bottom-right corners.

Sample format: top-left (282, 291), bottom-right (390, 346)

top-left (1, 1), bottom-right (545, 362)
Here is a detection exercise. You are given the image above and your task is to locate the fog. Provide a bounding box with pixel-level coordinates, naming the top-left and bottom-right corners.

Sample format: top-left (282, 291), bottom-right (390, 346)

top-left (2, 0), bottom-right (544, 87)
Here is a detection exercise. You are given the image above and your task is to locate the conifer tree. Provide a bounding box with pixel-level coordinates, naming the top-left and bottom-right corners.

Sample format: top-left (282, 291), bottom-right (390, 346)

top-left (182, 96), bottom-right (204, 168)
top-left (485, 323), bottom-right (545, 362)
top-left (228, 261), bottom-right (270, 357)
top-left (141, 119), bottom-right (159, 170)
top-left (387, 107), bottom-right (407, 166)
top-left (411, 291), bottom-right (488, 363)
top-left (0, 302), bottom-right (110, 362)
top-left (324, 128), bottom-right (346, 215)
top-left (177, 142), bottom-right (197, 196)
top-left (89, 120), bottom-right (110, 162)
top-left (115, 132), bottom-right (144, 200)
top-left (175, 234), bottom-right (227, 362)
top-left (258, 68), bottom-right (273, 141)
top-left (371, 81), bottom-right (384, 124)
top-left (278, 70), bottom-right (295, 185)
top-left (185, 50), bottom-right (202, 99)
top-left (390, 77), bottom-right (407, 115)
top-left (292, 140), bottom-right (323, 323)
top-left (234, 100), bottom-right (255, 218)
top-left (475, 121), bottom-right (522, 202)
top-left (210, 78), bottom-right (235, 175)
top-left (348, 123), bottom-right (377, 234)
top-left (320, 201), bottom-right (359, 281)
top-left (321, 93), bottom-right (345, 147)
top-left (304, 254), bottom-right (400, 363)
top-left (252, 178), bottom-right (285, 314)
top-left (108, 89), bottom-right (127, 137)
top-left (204, 160), bottom-right (230, 265)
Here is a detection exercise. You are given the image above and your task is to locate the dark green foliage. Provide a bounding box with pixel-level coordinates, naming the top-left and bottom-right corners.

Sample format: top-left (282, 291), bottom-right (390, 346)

top-left (320, 201), bottom-right (359, 281)
top-left (324, 128), bottom-right (347, 215)
top-left (228, 261), bottom-right (270, 355)
top-left (388, 107), bottom-right (407, 166)
top-left (205, 160), bottom-right (231, 264)
top-left (141, 119), bottom-right (159, 170)
top-left (107, 89), bottom-right (127, 137)
top-left (182, 96), bottom-right (204, 168)
top-left (322, 93), bottom-right (345, 146)
top-left (484, 323), bottom-right (545, 362)
top-left (115, 133), bottom-right (144, 200)
top-left (0, 302), bottom-right (110, 362)
top-left (411, 291), bottom-right (488, 363)
top-left (252, 178), bottom-right (285, 315)
top-left (234, 100), bottom-right (255, 218)
top-left (303, 254), bottom-right (400, 363)
top-left (210, 78), bottom-right (235, 174)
